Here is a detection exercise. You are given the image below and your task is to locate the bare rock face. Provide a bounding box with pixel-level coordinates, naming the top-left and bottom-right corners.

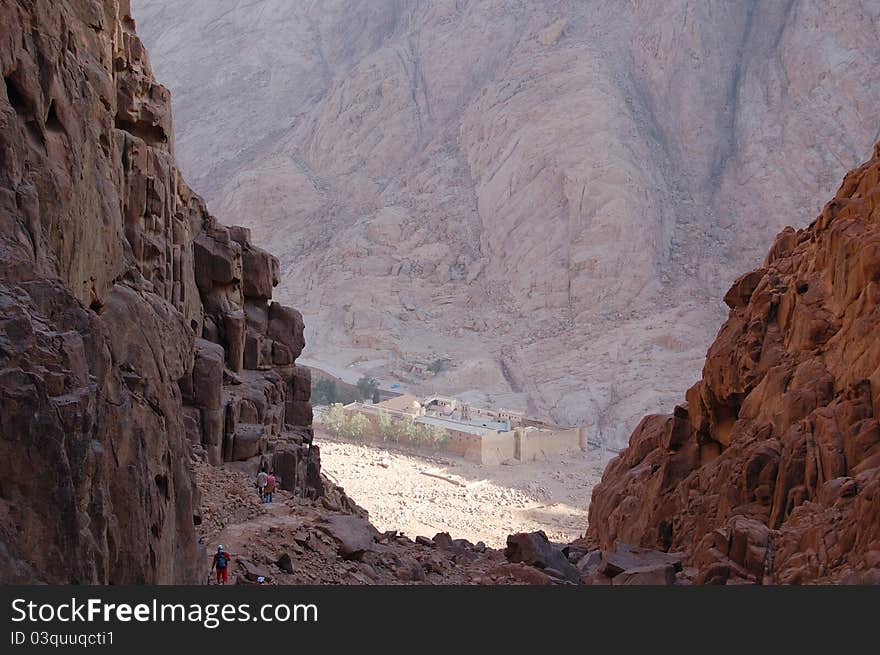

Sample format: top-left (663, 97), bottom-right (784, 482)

top-left (133, 0), bottom-right (880, 448)
top-left (586, 143), bottom-right (880, 584)
top-left (0, 1), bottom-right (312, 583)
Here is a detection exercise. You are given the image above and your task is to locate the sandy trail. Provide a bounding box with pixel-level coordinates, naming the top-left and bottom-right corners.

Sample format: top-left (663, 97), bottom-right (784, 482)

top-left (317, 431), bottom-right (609, 548)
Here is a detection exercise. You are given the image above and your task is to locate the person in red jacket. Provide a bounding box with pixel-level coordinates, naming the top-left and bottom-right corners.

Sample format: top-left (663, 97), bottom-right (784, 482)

top-left (211, 545), bottom-right (233, 585)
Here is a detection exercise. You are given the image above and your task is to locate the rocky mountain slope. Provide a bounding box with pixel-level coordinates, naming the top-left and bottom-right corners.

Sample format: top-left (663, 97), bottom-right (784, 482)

top-left (132, 0), bottom-right (880, 447)
top-left (586, 143), bottom-right (880, 584)
top-left (0, 0), bottom-right (315, 583)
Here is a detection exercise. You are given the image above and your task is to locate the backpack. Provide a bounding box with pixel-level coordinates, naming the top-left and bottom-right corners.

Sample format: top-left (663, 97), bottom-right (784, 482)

top-left (216, 553), bottom-right (228, 569)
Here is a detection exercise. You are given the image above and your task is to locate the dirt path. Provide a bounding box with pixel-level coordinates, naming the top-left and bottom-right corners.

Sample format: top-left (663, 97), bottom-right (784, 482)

top-left (193, 459), bottom-right (538, 585)
top-left (317, 432), bottom-right (609, 548)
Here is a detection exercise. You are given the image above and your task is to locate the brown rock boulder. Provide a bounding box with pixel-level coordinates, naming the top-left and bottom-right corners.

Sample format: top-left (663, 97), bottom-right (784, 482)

top-left (504, 531), bottom-right (581, 583)
top-left (193, 228), bottom-right (242, 292)
top-left (316, 515), bottom-right (380, 560)
top-left (267, 302), bottom-right (305, 361)
top-left (242, 244), bottom-right (280, 300)
top-left (223, 310), bottom-right (246, 372)
top-left (191, 339), bottom-right (224, 410)
top-left (612, 564), bottom-right (677, 585)
top-left (230, 423), bottom-right (266, 461)
top-left (285, 399), bottom-right (313, 428)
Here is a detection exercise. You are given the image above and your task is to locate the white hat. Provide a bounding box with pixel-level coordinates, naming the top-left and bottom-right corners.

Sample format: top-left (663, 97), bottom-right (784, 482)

top-left (217, 545), bottom-right (224, 551)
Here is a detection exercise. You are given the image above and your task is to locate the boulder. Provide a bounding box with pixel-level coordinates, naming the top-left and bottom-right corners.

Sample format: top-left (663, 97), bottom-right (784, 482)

top-left (490, 563), bottom-right (552, 585)
top-left (289, 365), bottom-right (311, 401)
top-left (271, 441), bottom-right (323, 499)
top-left (237, 557), bottom-right (271, 582)
top-left (244, 300), bottom-right (269, 334)
top-left (201, 409), bottom-right (224, 466)
top-left (244, 332), bottom-right (262, 369)
top-left (223, 310), bottom-right (245, 372)
top-left (504, 531), bottom-right (581, 583)
top-left (230, 423), bottom-right (266, 461)
top-left (316, 515), bottom-right (380, 559)
top-left (228, 225), bottom-right (252, 245)
top-left (192, 338), bottom-right (224, 410)
top-left (242, 245), bottom-right (279, 300)
top-left (193, 228), bottom-right (242, 291)
top-left (276, 553), bottom-right (294, 574)
top-left (271, 340), bottom-right (292, 366)
top-left (611, 563), bottom-right (677, 585)
top-left (600, 541), bottom-right (683, 578)
top-left (267, 302), bottom-right (305, 360)
top-left (285, 399), bottom-right (313, 428)
top-left (723, 268), bottom-right (767, 309)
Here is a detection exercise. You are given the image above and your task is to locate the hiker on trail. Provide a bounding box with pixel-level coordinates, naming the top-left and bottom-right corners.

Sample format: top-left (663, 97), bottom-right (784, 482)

top-left (211, 545), bottom-right (232, 585)
top-left (256, 469), bottom-right (269, 502)
top-left (264, 469), bottom-right (276, 504)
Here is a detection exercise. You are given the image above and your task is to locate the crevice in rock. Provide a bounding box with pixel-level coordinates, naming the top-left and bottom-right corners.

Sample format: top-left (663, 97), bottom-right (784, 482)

top-left (45, 98), bottom-right (63, 133)
top-left (114, 116), bottom-right (167, 145)
top-left (154, 473), bottom-right (170, 500)
top-left (4, 74), bottom-right (28, 115)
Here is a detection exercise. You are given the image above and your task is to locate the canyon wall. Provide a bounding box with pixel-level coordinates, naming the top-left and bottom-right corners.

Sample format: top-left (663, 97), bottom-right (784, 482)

top-left (587, 143), bottom-right (880, 584)
top-left (0, 0), bottom-right (311, 583)
top-left (132, 0), bottom-right (880, 448)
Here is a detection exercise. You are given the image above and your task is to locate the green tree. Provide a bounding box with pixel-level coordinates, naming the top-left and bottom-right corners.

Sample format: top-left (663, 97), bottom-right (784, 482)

top-left (395, 419), bottom-right (449, 451)
top-left (394, 415), bottom-right (416, 442)
top-left (356, 375), bottom-right (379, 401)
top-left (378, 409), bottom-right (394, 442)
top-left (312, 379), bottom-right (338, 406)
top-left (372, 388), bottom-right (381, 404)
top-left (322, 403), bottom-right (347, 437)
top-left (343, 412), bottom-right (371, 441)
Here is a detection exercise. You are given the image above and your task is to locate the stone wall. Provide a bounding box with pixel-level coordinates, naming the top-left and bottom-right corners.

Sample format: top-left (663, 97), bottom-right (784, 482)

top-left (515, 427), bottom-right (582, 463)
top-left (480, 431), bottom-right (517, 466)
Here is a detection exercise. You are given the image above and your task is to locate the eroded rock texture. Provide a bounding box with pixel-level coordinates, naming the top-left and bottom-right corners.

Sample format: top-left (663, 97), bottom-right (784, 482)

top-left (0, 0), bottom-right (312, 583)
top-left (133, 0), bottom-right (880, 448)
top-left (587, 143), bottom-right (880, 584)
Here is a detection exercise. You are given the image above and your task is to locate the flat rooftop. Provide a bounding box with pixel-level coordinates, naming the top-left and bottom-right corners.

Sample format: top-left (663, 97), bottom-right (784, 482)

top-left (415, 416), bottom-right (507, 436)
top-left (415, 415), bottom-right (501, 436)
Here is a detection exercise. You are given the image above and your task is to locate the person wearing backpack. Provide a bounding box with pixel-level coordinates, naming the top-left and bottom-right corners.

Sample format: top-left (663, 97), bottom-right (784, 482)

top-left (256, 469), bottom-right (269, 502)
top-left (264, 470), bottom-right (276, 503)
top-left (211, 545), bottom-right (233, 585)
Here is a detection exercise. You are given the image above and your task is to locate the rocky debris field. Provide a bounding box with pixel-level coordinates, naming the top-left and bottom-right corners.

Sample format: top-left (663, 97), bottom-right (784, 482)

top-left (196, 458), bottom-right (518, 584)
top-left (195, 445), bottom-right (692, 585)
top-left (316, 433), bottom-right (609, 547)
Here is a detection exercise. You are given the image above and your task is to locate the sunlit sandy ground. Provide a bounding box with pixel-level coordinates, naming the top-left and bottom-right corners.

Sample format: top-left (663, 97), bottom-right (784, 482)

top-left (317, 429), bottom-right (611, 548)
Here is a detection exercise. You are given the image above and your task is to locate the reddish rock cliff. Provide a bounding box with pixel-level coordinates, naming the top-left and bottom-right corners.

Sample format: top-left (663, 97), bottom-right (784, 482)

top-left (0, 1), bottom-right (313, 583)
top-left (587, 142), bottom-right (880, 583)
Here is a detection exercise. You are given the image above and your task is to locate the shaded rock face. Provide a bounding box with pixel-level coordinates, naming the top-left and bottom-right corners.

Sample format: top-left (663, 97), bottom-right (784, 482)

top-left (587, 143), bottom-right (880, 584)
top-left (0, 1), bottom-right (311, 583)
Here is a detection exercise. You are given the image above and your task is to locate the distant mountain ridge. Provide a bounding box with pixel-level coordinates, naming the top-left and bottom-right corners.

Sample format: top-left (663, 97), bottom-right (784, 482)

top-left (134, 0), bottom-right (880, 448)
